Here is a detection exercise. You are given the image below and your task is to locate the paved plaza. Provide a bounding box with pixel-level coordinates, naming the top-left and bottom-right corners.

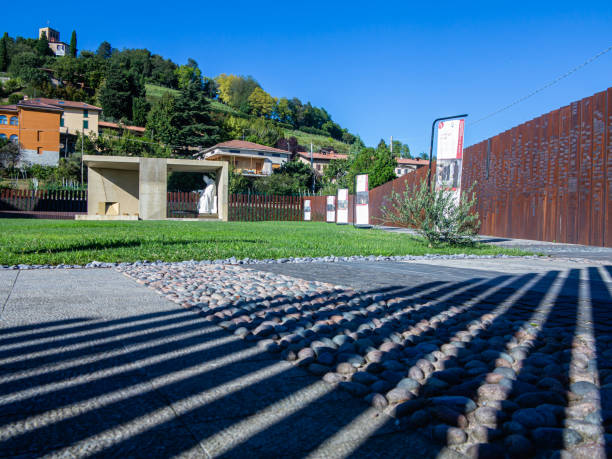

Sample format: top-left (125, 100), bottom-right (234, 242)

top-left (1, 250), bottom-right (611, 457)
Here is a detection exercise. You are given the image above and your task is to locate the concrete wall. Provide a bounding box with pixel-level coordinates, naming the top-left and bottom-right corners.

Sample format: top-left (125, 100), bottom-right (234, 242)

top-left (87, 167), bottom-right (140, 216)
top-left (139, 158), bottom-right (167, 220)
top-left (216, 162), bottom-right (229, 221)
top-left (19, 149), bottom-right (59, 167)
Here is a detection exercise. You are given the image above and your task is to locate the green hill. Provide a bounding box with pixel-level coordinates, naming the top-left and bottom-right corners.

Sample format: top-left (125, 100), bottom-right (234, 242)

top-left (145, 84), bottom-right (352, 154)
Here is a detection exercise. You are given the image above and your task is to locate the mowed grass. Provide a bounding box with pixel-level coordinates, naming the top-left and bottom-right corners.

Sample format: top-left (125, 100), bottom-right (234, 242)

top-left (0, 220), bottom-right (532, 265)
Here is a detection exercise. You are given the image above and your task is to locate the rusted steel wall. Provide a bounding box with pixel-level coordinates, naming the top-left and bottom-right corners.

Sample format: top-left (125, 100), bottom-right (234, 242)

top-left (369, 166), bottom-right (432, 226)
top-left (462, 87), bottom-right (611, 247)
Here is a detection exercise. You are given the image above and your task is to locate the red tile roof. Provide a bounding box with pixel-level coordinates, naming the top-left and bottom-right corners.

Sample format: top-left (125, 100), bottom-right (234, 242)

top-left (18, 100), bottom-right (64, 112)
top-left (296, 151), bottom-right (348, 161)
top-left (0, 105), bottom-right (18, 112)
top-left (397, 158), bottom-right (429, 166)
top-left (98, 121), bottom-right (146, 133)
top-left (209, 140), bottom-right (290, 154)
top-left (30, 97), bottom-right (102, 111)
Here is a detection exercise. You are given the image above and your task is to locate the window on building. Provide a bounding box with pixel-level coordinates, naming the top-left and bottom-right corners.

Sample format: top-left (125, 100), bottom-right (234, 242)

top-left (60, 117), bottom-right (64, 127)
top-left (9, 116), bottom-right (18, 126)
top-left (0, 134), bottom-right (6, 140)
top-left (83, 120), bottom-right (89, 129)
top-left (0, 116), bottom-right (6, 125)
top-left (83, 109), bottom-right (88, 118)
top-left (9, 135), bottom-right (18, 144)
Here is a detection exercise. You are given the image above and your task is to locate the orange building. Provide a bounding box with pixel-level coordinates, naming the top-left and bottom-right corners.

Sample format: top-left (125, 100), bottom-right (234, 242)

top-left (0, 100), bottom-right (63, 166)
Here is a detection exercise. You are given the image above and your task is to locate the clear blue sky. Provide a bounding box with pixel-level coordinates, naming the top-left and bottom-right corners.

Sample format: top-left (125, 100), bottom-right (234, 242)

top-left (5, 1), bottom-right (612, 154)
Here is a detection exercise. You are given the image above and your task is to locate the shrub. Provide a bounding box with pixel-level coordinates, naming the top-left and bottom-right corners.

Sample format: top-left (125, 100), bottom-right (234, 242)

top-left (381, 179), bottom-right (480, 246)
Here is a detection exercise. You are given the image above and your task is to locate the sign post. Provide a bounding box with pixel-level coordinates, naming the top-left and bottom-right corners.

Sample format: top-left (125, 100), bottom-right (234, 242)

top-left (354, 174), bottom-right (371, 228)
top-left (434, 118), bottom-right (466, 201)
top-left (326, 195), bottom-right (335, 222)
top-left (427, 114), bottom-right (468, 190)
top-left (304, 199), bottom-right (311, 221)
top-left (336, 189), bottom-right (349, 225)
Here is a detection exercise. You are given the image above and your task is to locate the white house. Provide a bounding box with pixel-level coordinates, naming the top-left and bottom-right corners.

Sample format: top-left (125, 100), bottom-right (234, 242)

top-left (195, 140), bottom-right (290, 176)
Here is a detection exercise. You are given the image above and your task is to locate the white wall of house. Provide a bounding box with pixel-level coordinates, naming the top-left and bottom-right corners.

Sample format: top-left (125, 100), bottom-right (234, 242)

top-left (60, 108), bottom-right (99, 137)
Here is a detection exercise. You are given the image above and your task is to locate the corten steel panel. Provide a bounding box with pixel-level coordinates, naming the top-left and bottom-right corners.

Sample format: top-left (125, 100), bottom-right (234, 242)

top-left (578, 97), bottom-right (593, 245)
top-left (568, 102), bottom-right (581, 244)
top-left (606, 88), bottom-right (612, 247)
top-left (591, 91), bottom-right (606, 246)
top-left (559, 106), bottom-right (571, 244)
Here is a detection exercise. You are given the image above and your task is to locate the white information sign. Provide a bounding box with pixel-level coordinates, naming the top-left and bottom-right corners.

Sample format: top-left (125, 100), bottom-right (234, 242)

top-left (304, 199), bottom-right (311, 221)
top-left (436, 119), bottom-right (465, 201)
top-left (336, 189), bottom-right (349, 224)
top-left (354, 174), bottom-right (370, 226)
top-left (326, 195), bottom-right (335, 223)
top-left (437, 119), bottom-right (465, 160)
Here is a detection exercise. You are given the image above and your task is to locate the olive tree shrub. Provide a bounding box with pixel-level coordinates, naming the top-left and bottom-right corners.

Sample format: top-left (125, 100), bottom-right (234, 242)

top-left (382, 179), bottom-right (480, 246)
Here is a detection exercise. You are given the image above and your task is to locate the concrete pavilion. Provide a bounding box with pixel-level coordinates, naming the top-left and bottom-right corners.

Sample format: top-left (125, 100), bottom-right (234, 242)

top-left (78, 155), bottom-right (228, 221)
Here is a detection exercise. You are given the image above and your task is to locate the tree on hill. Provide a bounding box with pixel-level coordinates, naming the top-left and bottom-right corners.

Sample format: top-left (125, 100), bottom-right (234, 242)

top-left (175, 58), bottom-right (202, 90)
top-left (69, 31), bottom-right (77, 58)
top-left (247, 87), bottom-right (275, 118)
top-left (146, 92), bottom-right (177, 145)
top-left (0, 33), bottom-right (9, 71)
top-left (132, 97), bottom-right (150, 127)
top-left (391, 140), bottom-right (410, 157)
top-left (216, 74), bottom-right (260, 112)
top-left (171, 81), bottom-right (219, 154)
top-left (98, 64), bottom-right (133, 120)
top-left (36, 32), bottom-right (52, 57)
top-left (96, 41), bottom-right (112, 59)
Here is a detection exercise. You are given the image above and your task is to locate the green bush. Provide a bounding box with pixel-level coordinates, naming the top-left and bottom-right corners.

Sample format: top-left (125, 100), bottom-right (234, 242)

top-left (382, 179), bottom-right (481, 246)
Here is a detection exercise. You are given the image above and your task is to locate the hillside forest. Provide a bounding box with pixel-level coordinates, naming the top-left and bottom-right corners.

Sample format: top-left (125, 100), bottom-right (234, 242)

top-left (0, 30), bottom-right (420, 194)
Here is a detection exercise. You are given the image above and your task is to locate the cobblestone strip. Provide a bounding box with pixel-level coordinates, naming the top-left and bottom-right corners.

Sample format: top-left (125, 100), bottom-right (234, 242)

top-left (119, 263), bottom-right (612, 458)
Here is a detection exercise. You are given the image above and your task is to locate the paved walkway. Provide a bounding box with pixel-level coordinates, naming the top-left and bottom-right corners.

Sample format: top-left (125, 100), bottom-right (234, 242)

top-left (1, 256), bottom-right (610, 458)
top-left (0, 269), bottom-right (436, 458)
top-left (376, 226), bottom-right (612, 263)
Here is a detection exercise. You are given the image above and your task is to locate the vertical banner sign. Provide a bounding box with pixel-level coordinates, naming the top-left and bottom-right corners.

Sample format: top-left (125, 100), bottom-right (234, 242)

top-left (304, 199), bottom-right (311, 221)
top-left (326, 195), bottom-right (336, 222)
top-left (336, 189), bottom-right (349, 224)
top-left (354, 174), bottom-right (370, 227)
top-left (435, 119), bottom-right (465, 201)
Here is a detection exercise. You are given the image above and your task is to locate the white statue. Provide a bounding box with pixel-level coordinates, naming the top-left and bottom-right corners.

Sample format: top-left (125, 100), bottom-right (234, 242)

top-left (198, 175), bottom-right (217, 214)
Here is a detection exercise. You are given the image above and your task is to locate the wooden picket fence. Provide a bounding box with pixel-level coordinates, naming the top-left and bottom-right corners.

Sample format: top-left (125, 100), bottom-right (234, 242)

top-left (167, 191), bottom-right (200, 218)
top-left (229, 194), bottom-right (303, 221)
top-left (0, 189), bottom-right (303, 221)
top-left (0, 189), bottom-right (87, 213)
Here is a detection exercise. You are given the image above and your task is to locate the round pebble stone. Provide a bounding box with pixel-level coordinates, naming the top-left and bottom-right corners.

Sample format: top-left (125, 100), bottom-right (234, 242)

top-left (386, 388), bottom-right (413, 404)
top-left (478, 384), bottom-right (510, 401)
top-left (432, 425), bottom-right (466, 445)
top-left (323, 372), bottom-right (343, 384)
top-left (397, 378), bottom-right (420, 392)
top-left (365, 393), bottom-right (388, 410)
top-left (409, 366), bottom-right (425, 381)
top-left (338, 381), bottom-right (369, 397)
top-left (531, 427), bottom-right (583, 449)
top-left (504, 434), bottom-right (533, 458)
top-left (352, 371), bottom-right (379, 386)
top-left (336, 362), bottom-right (357, 375)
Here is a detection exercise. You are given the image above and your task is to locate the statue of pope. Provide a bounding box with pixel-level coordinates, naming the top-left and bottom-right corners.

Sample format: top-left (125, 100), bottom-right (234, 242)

top-left (198, 175), bottom-right (217, 214)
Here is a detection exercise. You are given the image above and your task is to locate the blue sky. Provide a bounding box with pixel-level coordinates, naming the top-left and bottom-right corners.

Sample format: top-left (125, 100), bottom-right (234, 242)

top-left (4, 1), bottom-right (612, 154)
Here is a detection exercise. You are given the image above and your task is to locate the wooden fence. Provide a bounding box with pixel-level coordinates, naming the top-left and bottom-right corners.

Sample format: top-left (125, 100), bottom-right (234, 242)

top-left (229, 194), bottom-right (302, 221)
top-left (0, 189), bottom-right (87, 216)
top-left (0, 189), bottom-right (304, 221)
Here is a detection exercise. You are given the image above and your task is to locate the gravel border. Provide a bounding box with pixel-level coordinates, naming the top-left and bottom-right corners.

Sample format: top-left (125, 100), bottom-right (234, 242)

top-left (0, 253), bottom-right (542, 270)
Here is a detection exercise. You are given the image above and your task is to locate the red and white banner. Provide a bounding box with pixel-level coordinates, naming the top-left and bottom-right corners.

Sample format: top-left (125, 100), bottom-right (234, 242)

top-left (336, 189), bottom-right (349, 224)
top-left (437, 119), bottom-right (465, 160)
top-left (326, 195), bottom-right (335, 222)
top-left (355, 174), bottom-right (369, 226)
top-left (436, 119), bottom-right (465, 197)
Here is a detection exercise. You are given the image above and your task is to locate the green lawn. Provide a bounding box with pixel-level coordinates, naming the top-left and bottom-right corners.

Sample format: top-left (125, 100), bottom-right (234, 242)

top-left (0, 220), bottom-right (531, 265)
